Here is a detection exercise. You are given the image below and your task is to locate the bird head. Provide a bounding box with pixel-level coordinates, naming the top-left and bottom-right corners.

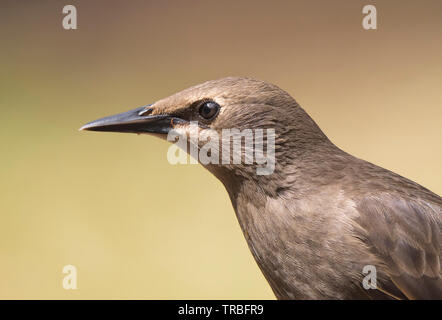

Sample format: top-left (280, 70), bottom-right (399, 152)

top-left (81, 77), bottom-right (293, 132)
top-left (80, 77), bottom-right (329, 194)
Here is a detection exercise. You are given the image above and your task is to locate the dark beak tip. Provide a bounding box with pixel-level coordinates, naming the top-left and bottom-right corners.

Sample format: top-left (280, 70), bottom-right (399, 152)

top-left (78, 105), bottom-right (150, 133)
top-left (78, 104), bottom-right (176, 134)
top-left (79, 122), bottom-right (100, 132)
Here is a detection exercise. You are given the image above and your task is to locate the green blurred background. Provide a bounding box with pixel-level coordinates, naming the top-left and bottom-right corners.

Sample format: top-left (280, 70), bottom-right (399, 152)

top-left (0, 0), bottom-right (441, 299)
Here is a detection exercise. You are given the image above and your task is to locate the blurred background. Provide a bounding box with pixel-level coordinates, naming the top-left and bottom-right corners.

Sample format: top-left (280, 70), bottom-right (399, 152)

top-left (0, 0), bottom-right (441, 299)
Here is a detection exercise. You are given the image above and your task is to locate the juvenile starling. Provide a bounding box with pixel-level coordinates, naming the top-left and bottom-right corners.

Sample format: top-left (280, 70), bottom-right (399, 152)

top-left (81, 77), bottom-right (441, 299)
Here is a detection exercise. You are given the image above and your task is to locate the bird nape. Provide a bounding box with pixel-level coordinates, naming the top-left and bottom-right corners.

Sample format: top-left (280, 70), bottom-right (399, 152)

top-left (80, 77), bottom-right (442, 300)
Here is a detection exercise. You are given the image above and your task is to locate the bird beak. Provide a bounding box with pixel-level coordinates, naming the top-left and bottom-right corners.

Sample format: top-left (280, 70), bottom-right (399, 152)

top-left (79, 105), bottom-right (184, 134)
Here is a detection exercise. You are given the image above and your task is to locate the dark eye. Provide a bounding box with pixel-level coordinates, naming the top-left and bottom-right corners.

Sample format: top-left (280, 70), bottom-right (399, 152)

top-left (198, 101), bottom-right (220, 120)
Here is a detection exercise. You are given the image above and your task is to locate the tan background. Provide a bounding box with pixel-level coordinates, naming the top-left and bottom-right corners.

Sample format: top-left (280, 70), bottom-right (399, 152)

top-left (0, 0), bottom-right (441, 299)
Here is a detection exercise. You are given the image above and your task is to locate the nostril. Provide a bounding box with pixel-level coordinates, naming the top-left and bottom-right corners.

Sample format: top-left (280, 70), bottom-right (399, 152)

top-left (138, 108), bottom-right (153, 116)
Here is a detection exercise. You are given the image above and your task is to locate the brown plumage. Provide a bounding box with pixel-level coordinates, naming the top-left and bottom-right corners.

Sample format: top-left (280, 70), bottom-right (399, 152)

top-left (81, 77), bottom-right (442, 299)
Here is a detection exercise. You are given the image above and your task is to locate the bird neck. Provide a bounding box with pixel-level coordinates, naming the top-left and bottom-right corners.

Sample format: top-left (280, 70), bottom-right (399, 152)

top-left (210, 135), bottom-right (343, 205)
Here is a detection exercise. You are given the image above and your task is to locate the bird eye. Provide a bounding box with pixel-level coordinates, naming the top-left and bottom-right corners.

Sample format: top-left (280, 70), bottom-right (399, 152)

top-left (198, 101), bottom-right (220, 120)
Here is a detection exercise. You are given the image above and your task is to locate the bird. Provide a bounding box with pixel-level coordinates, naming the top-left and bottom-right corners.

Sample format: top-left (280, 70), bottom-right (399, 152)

top-left (80, 77), bottom-right (441, 300)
